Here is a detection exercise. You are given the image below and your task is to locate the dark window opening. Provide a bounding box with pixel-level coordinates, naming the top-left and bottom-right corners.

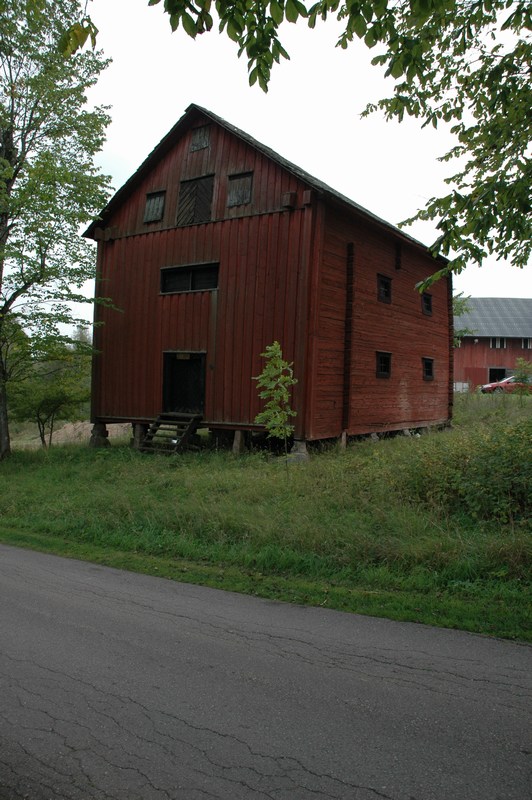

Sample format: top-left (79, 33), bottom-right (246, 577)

top-left (377, 274), bottom-right (392, 304)
top-left (490, 337), bottom-right (506, 349)
top-left (422, 292), bottom-right (433, 315)
top-left (176, 175), bottom-right (214, 226)
top-left (422, 357), bottom-right (434, 381)
top-left (143, 191), bottom-right (166, 223)
top-left (190, 126), bottom-right (210, 152)
top-left (161, 263), bottom-right (219, 294)
top-left (227, 172), bottom-right (253, 207)
top-left (522, 338), bottom-right (530, 349)
top-left (376, 351), bottom-right (392, 378)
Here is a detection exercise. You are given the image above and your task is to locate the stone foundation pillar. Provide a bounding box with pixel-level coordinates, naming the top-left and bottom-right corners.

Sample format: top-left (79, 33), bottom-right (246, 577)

top-left (89, 422), bottom-right (110, 448)
top-left (132, 423), bottom-right (149, 450)
top-left (232, 430), bottom-right (246, 455)
top-left (290, 439), bottom-right (309, 461)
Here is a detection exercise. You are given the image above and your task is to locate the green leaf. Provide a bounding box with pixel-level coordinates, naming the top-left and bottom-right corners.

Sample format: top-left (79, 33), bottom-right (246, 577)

top-left (352, 13), bottom-right (367, 38)
top-left (285, 0), bottom-right (299, 22)
top-left (182, 12), bottom-right (198, 37)
top-left (227, 20), bottom-right (241, 41)
top-left (270, 0), bottom-right (284, 23)
top-left (364, 26), bottom-right (376, 47)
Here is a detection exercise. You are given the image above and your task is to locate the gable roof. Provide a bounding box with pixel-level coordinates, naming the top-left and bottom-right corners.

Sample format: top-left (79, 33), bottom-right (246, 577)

top-left (84, 103), bottom-right (446, 262)
top-left (454, 297), bottom-right (532, 338)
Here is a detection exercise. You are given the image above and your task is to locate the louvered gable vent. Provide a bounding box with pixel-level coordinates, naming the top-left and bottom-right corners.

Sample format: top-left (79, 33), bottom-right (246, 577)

top-left (176, 176), bottom-right (214, 226)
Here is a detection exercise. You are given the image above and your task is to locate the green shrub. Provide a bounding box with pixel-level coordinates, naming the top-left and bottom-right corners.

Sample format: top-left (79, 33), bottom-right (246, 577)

top-left (389, 419), bottom-right (532, 525)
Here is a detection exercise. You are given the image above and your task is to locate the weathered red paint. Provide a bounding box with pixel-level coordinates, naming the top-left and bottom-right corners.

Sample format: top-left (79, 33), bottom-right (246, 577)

top-left (87, 105), bottom-right (453, 440)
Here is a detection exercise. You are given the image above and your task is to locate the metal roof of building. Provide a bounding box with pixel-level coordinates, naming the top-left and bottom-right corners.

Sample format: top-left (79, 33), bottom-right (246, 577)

top-left (454, 297), bottom-right (532, 338)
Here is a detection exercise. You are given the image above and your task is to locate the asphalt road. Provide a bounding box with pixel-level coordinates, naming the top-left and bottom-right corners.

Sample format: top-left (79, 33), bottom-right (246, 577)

top-left (0, 545), bottom-right (530, 800)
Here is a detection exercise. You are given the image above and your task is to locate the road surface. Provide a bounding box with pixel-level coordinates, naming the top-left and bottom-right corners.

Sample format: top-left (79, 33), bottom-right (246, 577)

top-left (0, 544), bottom-right (530, 799)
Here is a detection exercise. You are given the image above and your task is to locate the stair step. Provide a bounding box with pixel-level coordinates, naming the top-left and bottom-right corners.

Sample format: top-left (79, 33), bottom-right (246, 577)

top-left (140, 413), bottom-right (203, 454)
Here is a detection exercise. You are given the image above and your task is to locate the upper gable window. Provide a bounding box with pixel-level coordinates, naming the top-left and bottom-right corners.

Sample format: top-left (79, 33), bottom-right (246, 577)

top-left (377, 274), bottom-right (392, 304)
top-left (421, 292), bottom-right (433, 315)
top-left (190, 126), bottom-right (210, 152)
top-left (176, 175), bottom-right (214, 226)
top-left (143, 191), bottom-right (166, 223)
top-left (227, 172), bottom-right (253, 207)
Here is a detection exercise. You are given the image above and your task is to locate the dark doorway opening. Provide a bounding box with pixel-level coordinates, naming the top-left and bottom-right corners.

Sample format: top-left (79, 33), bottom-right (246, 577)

top-left (488, 367), bottom-right (507, 382)
top-left (162, 352), bottom-right (206, 414)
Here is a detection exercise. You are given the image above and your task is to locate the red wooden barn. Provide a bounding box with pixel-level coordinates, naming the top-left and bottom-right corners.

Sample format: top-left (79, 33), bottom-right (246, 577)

top-left (85, 104), bottom-right (453, 451)
top-left (454, 297), bottom-right (532, 390)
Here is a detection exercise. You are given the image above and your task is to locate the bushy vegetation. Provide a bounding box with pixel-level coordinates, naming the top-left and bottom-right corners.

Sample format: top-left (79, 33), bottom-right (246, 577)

top-left (1, 393), bottom-right (530, 639)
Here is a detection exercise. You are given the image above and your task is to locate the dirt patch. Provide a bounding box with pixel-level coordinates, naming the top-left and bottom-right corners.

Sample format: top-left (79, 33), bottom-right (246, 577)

top-left (53, 421), bottom-right (131, 445)
top-left (17, 421), bottom-right (131, 449)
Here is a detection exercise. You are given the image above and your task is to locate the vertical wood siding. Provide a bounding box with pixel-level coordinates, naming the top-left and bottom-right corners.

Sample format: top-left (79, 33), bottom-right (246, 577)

top-left (92, 114), bottom-right (311, 425)
top-left (454, 339), bottom-right (531, 388)
top-left (306, 206), bottom-right (452, 439)
top-left (92, 110), bottom-right (452, 439)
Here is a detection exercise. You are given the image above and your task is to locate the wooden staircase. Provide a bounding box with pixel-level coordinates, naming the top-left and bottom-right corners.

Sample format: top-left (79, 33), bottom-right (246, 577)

top-left (140, 413), bottom-right (203, 454)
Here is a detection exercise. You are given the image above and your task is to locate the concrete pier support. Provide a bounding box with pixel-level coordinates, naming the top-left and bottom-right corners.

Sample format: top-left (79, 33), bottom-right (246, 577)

top-left (89, 422), bottom-right (110, 448)
top-left (290, 439), bottom-right (310, 462)
top-left (132, 423), bottom-right (149, 450)
top-left (232, 430), bottom-right (246, 455)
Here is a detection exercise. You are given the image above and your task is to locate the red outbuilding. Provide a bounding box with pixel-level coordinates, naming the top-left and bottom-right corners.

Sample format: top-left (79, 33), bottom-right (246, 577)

top-left (85, 104), bottom-right (453, 451)
top-left (453, 297), bottom-right (532, 391)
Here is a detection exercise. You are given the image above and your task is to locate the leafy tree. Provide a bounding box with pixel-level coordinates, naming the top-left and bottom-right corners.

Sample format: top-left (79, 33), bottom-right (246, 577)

top-left (155, 0), bottom-right (532, 286)
top-left (513, 357), bottom-right (532, 386)
top-left (65, 0), bottom-right (530, 287)
top-left (10, 341), bottom-right (91, 448)
top-left (452, 291), bottom-right (473, 348)
top-left (253, 340), bottom-right (297, 461)
top-left (0, 314), bottom-right (32, 385)
top-left (0, 0), bottom-right (110, 459)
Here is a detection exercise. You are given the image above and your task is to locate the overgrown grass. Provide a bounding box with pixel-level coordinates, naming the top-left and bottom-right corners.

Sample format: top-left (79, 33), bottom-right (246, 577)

top-left (1, 394), bottom-right (530, 640)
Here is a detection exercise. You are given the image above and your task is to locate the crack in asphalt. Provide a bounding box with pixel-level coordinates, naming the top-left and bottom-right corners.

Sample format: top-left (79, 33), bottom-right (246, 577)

top-left (1, 548), bottom-right (530, 800)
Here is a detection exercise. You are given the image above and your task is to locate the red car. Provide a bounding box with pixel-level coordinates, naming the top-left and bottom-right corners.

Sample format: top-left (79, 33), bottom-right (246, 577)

top-left (480, 376), bottom-right (531, 394)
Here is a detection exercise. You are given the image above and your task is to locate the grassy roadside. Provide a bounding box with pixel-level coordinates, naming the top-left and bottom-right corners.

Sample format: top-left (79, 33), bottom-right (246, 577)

top-left (1, 393), bottom-right (531, 640)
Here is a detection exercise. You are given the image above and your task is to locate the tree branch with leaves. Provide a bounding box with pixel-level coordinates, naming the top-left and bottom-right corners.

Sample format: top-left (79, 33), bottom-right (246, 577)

top-left (0, 0), bottom-right (111, 459)
top-left (65, 0), bottom-right (530, 287)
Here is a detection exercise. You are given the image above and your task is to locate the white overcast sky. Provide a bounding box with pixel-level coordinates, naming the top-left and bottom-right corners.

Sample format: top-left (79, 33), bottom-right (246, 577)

top-left (85, 0), bottom-right (530, 299)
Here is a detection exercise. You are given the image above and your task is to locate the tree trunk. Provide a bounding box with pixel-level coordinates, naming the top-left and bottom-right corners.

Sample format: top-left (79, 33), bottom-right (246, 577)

top-left (0, 370), bottom-right (11, 460)
top-left (37, 417), bottom-right (47, 449)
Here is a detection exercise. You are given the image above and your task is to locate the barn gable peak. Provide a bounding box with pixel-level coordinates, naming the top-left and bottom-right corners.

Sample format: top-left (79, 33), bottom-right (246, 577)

top-left (84, 103), bottom-right (445, 261)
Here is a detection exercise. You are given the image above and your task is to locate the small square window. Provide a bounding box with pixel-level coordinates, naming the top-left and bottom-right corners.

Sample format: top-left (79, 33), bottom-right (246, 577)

top-left (522, 338), bottom-right (530, 350)
top-left (422, 358), bottom-right (434, 381)
top-left (227, 172), bottom-right (253, 207)
top-left (143, 191), bottom-right (165, 223)
top-left (376, 351), bottom-right (392, 378)
top-left (377, 274), bottom-right (392, 304)
top-left (190, 126), bottom-right (210, 151)
top-left (422, 293), bottom-right (433, 315)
